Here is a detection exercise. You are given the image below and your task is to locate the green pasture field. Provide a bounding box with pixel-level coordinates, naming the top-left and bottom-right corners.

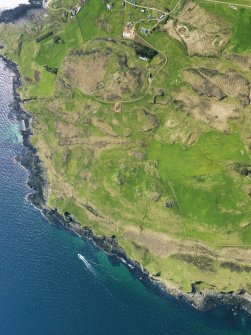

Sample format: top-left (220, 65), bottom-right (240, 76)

top-left (148, 132), bottom-right (251, 242)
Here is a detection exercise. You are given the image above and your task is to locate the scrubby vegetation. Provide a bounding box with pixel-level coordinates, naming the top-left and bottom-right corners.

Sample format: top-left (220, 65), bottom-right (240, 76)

top-left (1, 0), bottom-right (251, 294)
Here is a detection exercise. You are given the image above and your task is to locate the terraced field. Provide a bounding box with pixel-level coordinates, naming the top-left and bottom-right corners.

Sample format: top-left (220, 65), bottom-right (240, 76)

top-left (1, 0), bottom-right (251, 294)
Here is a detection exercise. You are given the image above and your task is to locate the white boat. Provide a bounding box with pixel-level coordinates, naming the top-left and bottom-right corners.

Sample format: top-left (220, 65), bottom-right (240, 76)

top-left (78, 254), bottom-right (93, 272)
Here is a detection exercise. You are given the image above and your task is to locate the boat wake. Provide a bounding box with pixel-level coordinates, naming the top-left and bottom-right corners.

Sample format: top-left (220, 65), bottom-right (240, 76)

top-left (78, 253), bottom-right (96, 275)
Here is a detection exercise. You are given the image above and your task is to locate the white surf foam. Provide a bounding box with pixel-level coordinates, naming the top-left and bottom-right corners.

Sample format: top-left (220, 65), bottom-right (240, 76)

top-left (0, 0), bottom-right (30, 10)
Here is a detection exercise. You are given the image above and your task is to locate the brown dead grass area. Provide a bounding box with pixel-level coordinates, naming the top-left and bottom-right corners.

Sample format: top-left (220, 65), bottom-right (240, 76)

top-left (136, 109), bottom-right (159, 132)
top-left (212, 69), bottom-right (249, 91)
top-left (183, 68), bottom-right (250, 106)
top-left (64, 53), bottom-right (108, 94)
top-left (183, 69), bottom-right (225, 100)
top-left (123, 226), bottom-right (200, 258)
top-left (174, 89), bottom-right (239, 132)
top-left (160, 114), bottom-right (204, 146)
top-left (56, 121), bottom-right (79, 138)
top-left (164, 20), bottom-right (183, 43)
top-left (123, 226), bottom-right (251, 264)
top-left (226, 54), bottom-right (251, 72)
top-left (165, 1), bottom-right (231, 56)
top-left (46, 98), bottom-right (65, 111)
top-left (51, 174), bottom-right (75, 199)
top-left (123, 226), bottom-right (220, 260)
top-left (97, 20), bottom-right (112, 33)
top-left (208, 70), bottom-right (250, 106)
top-left (34, 70), bottom-right (41, 83)
top-left (91, 117), bottom-right (118, 137)
top-left (58, 136), bottom-right (132, 157)
top-left (73, 198), bottom-right (117, 228)
top-left (68, 136), bottom-right (131, 146)
top-left (219, 248), bottom-right (251, 265)
top-left (179, 1), bottom-right (216, 27)
top-left (97, 69), bottom-right (144, 102)
top-left (169, 129), bottom-right (200, 146)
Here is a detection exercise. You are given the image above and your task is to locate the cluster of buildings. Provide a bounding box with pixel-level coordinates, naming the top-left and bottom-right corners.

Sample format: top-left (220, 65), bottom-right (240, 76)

top-left (102, 0), bottom-right (167, 48)
top-left (70, 0), bottom-right (88, 17)
top-left (71, 5), bottom-right (81, 17)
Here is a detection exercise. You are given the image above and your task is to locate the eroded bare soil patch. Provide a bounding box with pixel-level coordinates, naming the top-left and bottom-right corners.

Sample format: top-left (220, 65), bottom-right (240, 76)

top-left (62, 41), bottom-right (148, 101)
top-left (165, 1), bottom-right (231, 56)
top-left (174, 89), bottom-right (239, 131)
top-left (183, 68), bottom-right (250, 106)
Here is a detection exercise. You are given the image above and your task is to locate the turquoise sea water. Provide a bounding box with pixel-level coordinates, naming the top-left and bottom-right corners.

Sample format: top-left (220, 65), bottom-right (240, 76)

top-left (0, 59), bottom-right (251, 335)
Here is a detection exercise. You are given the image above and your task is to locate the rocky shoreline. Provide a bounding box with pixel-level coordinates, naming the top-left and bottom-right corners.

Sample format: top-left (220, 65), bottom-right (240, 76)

top-left (0, 0), bottom-right (43, 23)
top-left (1, 54), bottom-right (251, 317)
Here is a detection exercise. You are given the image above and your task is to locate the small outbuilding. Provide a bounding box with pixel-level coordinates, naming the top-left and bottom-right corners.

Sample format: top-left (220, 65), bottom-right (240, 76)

top-left (123, 23), bottom-right (136, 40)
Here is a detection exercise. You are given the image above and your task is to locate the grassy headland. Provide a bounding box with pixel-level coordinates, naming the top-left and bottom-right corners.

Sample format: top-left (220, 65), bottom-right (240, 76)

top-left (1, 0), bottom-right (251, 295)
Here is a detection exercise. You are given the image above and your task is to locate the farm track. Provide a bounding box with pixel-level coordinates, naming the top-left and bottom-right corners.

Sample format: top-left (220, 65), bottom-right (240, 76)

top-left (202, 0), bottom-right (251, 8)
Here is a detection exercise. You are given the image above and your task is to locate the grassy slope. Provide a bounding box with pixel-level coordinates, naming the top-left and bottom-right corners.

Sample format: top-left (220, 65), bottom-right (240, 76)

top-left (1, 0), bottom-right (251, 293)
top-left (199, 0), bottom-right (251, 52)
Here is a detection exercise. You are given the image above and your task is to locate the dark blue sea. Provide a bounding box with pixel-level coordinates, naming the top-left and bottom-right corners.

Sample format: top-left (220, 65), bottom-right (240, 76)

top-left (0, 59), bottom-right (251, 335)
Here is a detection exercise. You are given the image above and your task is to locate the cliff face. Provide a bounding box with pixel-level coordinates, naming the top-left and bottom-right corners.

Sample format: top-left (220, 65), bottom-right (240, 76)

top-left (1, 0), bottom-right (251, 310)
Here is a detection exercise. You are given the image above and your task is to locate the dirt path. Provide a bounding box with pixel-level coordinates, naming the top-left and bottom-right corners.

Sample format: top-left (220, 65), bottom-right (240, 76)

top-left (202, 0), bottom-right (251, 8)
top-left (124, 0), bottom-right (168, 14)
